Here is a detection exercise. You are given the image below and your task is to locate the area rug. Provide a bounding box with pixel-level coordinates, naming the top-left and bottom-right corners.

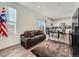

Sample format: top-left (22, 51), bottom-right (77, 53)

top-left (31, 39), bottom-right (72, 57)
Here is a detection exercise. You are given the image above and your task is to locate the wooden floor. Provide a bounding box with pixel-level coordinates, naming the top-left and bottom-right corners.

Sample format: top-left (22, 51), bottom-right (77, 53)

top-left (46, 34), bottom-right (70, 44)
top-left (0, 44), bottom-right (36, 57)
top-left (0, 34), bottom-right (72, 57)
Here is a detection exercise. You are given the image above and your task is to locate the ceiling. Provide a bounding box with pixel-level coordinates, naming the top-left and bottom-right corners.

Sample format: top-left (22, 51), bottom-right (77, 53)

top-left (18, 2), bottom-right (77, 19)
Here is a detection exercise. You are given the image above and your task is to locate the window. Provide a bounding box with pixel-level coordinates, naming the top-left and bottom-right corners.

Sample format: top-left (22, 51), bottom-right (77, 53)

top-left (7, 7), bottom-right (16, 34)
top-left (37, 19), bottom-right (46, 33)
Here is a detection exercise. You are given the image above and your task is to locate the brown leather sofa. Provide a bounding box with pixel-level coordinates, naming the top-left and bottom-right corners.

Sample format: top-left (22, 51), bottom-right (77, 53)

top-left (20, 30), bottom-right (46, 49)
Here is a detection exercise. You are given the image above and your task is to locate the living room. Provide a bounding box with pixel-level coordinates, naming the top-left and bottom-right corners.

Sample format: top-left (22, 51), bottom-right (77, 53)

top-left (0, 2), bottom-right (79, 57)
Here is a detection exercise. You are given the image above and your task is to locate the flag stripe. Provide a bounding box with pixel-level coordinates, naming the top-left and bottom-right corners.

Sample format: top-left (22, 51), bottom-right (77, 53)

top-left (1, 22), bottom-right (7, 31)
top-left (0, 26), bottom-right (7, 37)
top-left (1, 24), bottom-right (7, 34)
top-left (0, 7), bottom-right (8, 37)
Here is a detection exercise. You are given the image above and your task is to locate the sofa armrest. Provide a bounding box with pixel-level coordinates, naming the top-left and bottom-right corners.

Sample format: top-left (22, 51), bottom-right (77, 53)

top-left (20, 34), bottom-right (25, 36)
top-left (20, 37), bottom-right (31, 48)
top-left (20, 34), bottom-right (24, 40)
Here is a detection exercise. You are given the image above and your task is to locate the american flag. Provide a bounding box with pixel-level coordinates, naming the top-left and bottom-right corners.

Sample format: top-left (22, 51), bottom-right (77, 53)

top-left (0, 7), bottom-right (8, 37)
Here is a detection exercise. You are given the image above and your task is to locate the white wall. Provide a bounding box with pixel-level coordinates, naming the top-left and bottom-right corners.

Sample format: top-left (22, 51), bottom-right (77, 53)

top-left (53, 18), bottom-right (72, 33)
top-left (45, 18), bottom-right (72, 33)
top-left (45, 19), bottom-right (54, 27)
top-left (0, 2), bottom-right (43, 50)
top-left (53, 19), bottom-right (72, 26)
top-left (45, 18), bottom-right (72, 26)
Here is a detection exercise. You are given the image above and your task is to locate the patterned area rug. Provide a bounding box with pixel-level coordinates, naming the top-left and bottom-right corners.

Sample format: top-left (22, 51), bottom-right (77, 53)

top-left (31, 39), bottom-right (72, 57)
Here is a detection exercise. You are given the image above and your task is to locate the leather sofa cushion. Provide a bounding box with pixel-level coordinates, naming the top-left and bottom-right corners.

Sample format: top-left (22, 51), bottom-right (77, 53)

top-left (31, 35), bottom-right (45, 43)
top-left (37, 30), bottom-right (43, 35)
top-left (24, 30), bottom-right (43, 38)
top-left (31, 35), bottom-right (40, 40)
top-left (24, 31), bottom-right (34, 38)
